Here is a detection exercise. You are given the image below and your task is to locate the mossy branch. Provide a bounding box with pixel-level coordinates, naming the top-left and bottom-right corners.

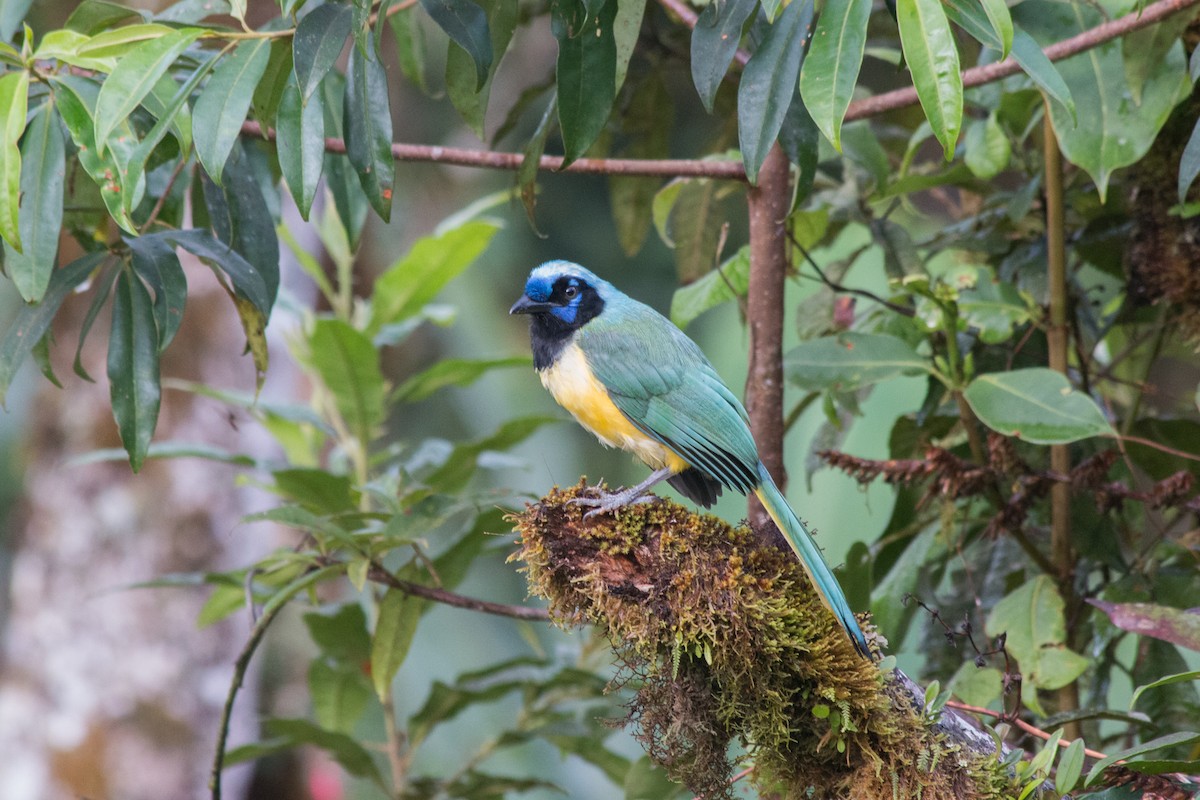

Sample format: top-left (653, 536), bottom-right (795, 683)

top-left (510, 482), bottom-right (1032, 800)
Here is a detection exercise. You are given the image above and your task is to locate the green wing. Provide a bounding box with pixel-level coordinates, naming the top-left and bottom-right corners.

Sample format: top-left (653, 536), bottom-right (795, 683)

top-left (579, 304), bottom-right (761, 494)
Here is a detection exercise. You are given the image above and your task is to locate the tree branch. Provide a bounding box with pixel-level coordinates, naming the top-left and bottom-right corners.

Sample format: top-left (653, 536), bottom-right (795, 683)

top-left (844, 0), bottom-right (1200, 122)
top-left (363, 562), bottom-right (552, 621)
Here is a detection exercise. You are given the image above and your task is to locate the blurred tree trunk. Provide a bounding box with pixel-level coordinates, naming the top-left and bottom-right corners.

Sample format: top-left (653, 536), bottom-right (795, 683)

top-left (0, 250), bottom-right (283, 800)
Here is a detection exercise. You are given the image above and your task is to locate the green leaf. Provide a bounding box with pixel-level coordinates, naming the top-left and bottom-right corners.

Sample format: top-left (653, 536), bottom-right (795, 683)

top-left (977, 0), bottom-right (1012, 57)
top-left (344, 35), bottom-right (395, 220)
top-left (389, 9), bottom-right (430, 94)
top-left (985, 576), bottom-right (1089, 692)
top-left (1010, 31), bottom-right (1074, 122)
top-left (262, 718), bottom-right (385, 784)
top-left (1055, 738), bottom-right (1085, 795)
top-left (664, 177), bottom-right (721, 282)
top-left (305, 318), bottom-right (385, 444)
top-left (948, 661), bottom-right (1002, 709)
top-left (250, 38), bottom-right (293, 126)
top-left (798, 0), bottom-right (871, 151)
top-left (0, 69), bottom-right (28, 253)
top-left (420, 0), bottom-right (493, 90)
top-left (3, 103), bottom-right (65, 302)
top-left (394, 356), bottom-right (530, 403)
top-left (0, 0), bottom-right (34, 40)
top-left (320, 72), bottom-right (369, 250)
top-left (200, 142), bottom-right (280, 307)
top-left (424, 416), bottom-right (555, 491)
top-left (127, 235), bottom-right (187, 352)
top-left (779, 88), bottom-right (820, 199)
top-left (784, 332), bottom-right (931, 391)
top-left (304, 603), bottom-right (371, 664)
top-left (738, 0), bottom-right (814, 183)
top-left (371, 587), bottom-right (422, 699)
top-left (669, 245), bottom-right (749, 328)
top-left (1130, 669), bottom-right (1200, 711)
top-left (159, 229), bottom-right (271, 316)
top-left (293, 1), bottom-right (353, 101)
top-left (309, 660), bottom-right (372, 734)
top-left (1178, 116), bottom-right (1200, 203)
top-left (964, 368), bottom-right (1113, 444)
top-left (957, 266), bottom-right (1030, 343)
top-left (612, 0), bottom-right (646, 92)
top-left (108, 270), bottom-right (162, 471)
top-left (445, 0), bottom-right (518, 138)
top-left (1123, 8), bottom-right (1193, 104)
top-left (73, 263), bottom-right (120, 382)
top-left (1085, 731), bottom-right (1200, 787)
top-left (963, 112), bottom-right (1010, 179)
top-left (554, 0), bottom-right (617, 166)
top-left (690, 0), bottom-right (757, 113)
top-left (1088, 600), bottom-right (1200, 652)
top-left (0, 253), bottom-right (103, 407)
top-left (368, 219), bottom-right (500, 333)
top-left (193, 37), bottom-right (272, 183)
top-left (92, 27), bottom-right (201, 155)
top-left (517, 96), bottom-right (556, 226)
top-left (896, 0), bottom-right (961, 159)
top-left (1017, 0), bottom-right (1188, 201)
top-left (78, 23), bottom-right (175, 57)
top-left (608, 73), bottom-right (671, 256)
top-left (66, 0), bottom-right (143, 35)
top-left (52, 74), bottom-right (138, 233)
top-left (276, 71), bottom-right (325, 220)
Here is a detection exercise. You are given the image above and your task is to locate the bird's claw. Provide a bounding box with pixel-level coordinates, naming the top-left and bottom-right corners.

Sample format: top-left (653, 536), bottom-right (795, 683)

top-left (569, 489), bottom-right (657, 518)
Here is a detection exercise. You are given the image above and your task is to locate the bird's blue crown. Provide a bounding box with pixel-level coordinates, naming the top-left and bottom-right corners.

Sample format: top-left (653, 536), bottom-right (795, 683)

top-left (524, 260), bottom-right (610, 303)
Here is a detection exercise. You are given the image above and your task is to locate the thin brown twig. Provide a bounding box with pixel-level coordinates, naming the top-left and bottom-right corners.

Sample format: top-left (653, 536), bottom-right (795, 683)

top-left (945, 700), bottom-right (1110, 761)
top-left (364, 562), bottom-right (552, 621)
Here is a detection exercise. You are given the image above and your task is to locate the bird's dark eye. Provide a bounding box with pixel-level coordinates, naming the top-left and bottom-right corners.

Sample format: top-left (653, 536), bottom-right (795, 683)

top-left (563, 285), bottom-right (578, 299)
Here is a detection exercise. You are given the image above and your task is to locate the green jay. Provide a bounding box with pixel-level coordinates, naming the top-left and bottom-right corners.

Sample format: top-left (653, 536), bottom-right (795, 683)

top-left (510, 260), bottom-right (871, 658)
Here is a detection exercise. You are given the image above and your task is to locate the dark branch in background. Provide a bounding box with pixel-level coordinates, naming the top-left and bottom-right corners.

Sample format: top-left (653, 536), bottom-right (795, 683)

top-left (239, 120), bottom-right (748, 181)
top-left (788, 235), bottom-right (916, 317)
top-left (844, 0), bottom-right (1200, 122)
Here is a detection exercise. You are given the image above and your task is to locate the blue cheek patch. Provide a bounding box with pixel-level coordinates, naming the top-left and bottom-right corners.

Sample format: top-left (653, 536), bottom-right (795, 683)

top-left (551, 303), bottom-right (578, 324)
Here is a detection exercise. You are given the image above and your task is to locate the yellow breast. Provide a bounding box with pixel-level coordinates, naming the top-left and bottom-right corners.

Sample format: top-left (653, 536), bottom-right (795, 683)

top-left (540, 342), bottom-right (688, 472)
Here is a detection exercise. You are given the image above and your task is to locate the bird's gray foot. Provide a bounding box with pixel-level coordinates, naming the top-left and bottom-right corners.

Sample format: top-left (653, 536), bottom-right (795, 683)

top-left (570, 488), bottom-right (658, 518)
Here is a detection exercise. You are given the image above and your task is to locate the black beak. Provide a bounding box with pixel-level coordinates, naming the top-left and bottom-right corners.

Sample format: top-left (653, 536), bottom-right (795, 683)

top-left (509, 295), bottom-right (551, 315)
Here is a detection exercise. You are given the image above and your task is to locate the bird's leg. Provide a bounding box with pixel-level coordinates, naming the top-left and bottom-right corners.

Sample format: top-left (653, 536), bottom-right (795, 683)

top-left (570, 466), bottom-right (674, 518)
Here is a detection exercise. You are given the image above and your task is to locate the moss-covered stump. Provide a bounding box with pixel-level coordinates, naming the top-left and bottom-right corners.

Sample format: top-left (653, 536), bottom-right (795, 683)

top-left (510, 483), bottom-right (1024, 800)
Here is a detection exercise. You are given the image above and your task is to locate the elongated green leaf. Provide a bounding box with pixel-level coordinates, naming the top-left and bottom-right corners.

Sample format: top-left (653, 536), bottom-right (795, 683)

top-left (369, 219), bottom-right (500, 333)
top-left (194, 38), bottom-right (272, 183)
top-left (1010, 31), bottom-right (1074, 121)
top-left (785, 332), bottom-right (931, 391)
top-left (158, 228), bottom-right (271, 315)
top-left (200, 142), bottom-right (280, 307)
top-left (305, 318), bottom-right (385, 444)
top-left (554, 0), bottom-right (617, 166)
top-left (446, 0), bottom-right (518, 138)
top-left (963, 112), bottom-right (1009, 179)
top-left (293, 1), bottom-right (353, 101)
top-left (964, 368), bottom-right (1113, 444)
top-left (78, 23), bottom-right (176, 56)
top-left (127, 235), bottom-right (187, 352)
top-left (310, 660), bottom-right (372, 734)
top-left (93, 27), bottom-right (201, 155)
top-left (108, 270), bottom-right (162, 471)
top-left (1178, 116), bottom-right (1200, 202)
top-left (0, 69), bottom-right (28, 253)
top-left (4, 103), bottom-right (65, 302)
top-left (261, 718), bottom-right (385, 785)
top-left (1055, 738), bottom-right (1085, 795)
top-left (320, 72), bottom-right (369, 249)
top-left (613, 0), bottom-right (645, 92)
top-left (1124, 10), bottom-right (1193, 104)
top-left (73, 264), bottom-right (120, 382)
top-left (393, 356), bottom-right (530, 403)
top-left (66, 0), bottom-right (143, 34)
top-left (691, 0), bottom-right (757, 113)
top-left (738, 0), bottom-right (814, 182)
top-left (1089, 600), bottom-right (1200, 652)
top-left (276, 72), bottom-right (324, 219)
top-left (669, 245), bottom-right (749, 328)
top-left (1085, 731), bottom-right (1200, 787)
top-left (517, 96), bottom-right (556, 226)
top-left (420, 0), bottom-right (493, 90)
top-left (0, 253), bottom-right (103, 407)
top-left (344, 36), bottom-right (395, 220)
top-left (250, 38), bottom-right (292, 127)
top-left (798, 0), bottom-right (870, 151)
top-left (1, 0), bottom-right (34, 40)
top-left (370, 587), bottom-right (422, 699)
top-left (390, 8), bottom-right (430, 94)
top-left (977, 0), bottom-right (1011, 57)
top-left (1130, 669), bottom-right (1200, 711)
top-left (1018, 1), bottom-right (1188, 201)
top-left (896, 0), bottom-right (961, 159)
top-left (985, 576), bottom-right (1088, 692)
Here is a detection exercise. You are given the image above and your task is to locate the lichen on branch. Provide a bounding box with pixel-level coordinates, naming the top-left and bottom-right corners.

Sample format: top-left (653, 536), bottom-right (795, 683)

top-left (509, 482), bottom-right (1024, 799)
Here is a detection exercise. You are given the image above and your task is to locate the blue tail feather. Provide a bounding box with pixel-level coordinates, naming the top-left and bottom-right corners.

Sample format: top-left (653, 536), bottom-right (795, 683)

top-left (753, 465), bottom-right (871, 658)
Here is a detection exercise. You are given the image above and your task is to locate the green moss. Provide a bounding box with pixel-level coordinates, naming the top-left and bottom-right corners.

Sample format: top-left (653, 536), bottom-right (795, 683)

top-left (510, 483), bottom-right (1027, 799)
